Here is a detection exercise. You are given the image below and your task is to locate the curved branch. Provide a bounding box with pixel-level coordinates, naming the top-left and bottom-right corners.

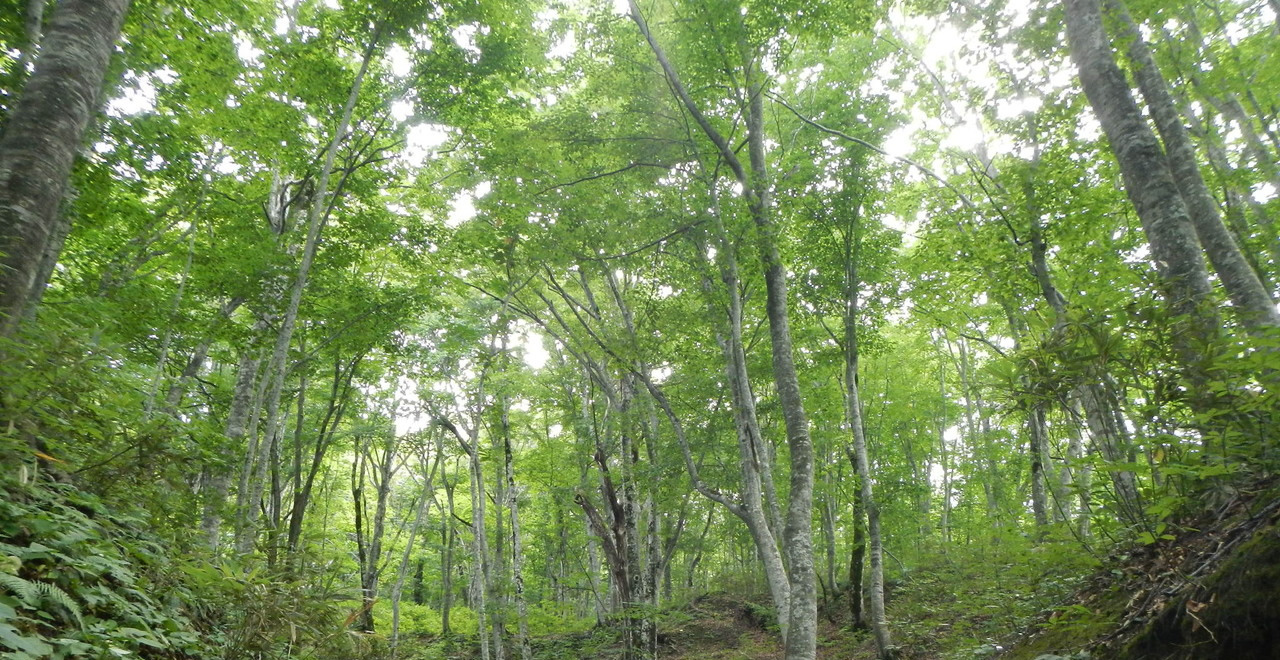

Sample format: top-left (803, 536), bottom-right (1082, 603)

top-left (766, 91), bottom-right (979, 212)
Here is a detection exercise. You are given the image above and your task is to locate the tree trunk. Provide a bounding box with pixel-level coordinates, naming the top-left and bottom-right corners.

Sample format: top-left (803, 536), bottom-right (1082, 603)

top-left (848, 479), bottom-right (866, 629)
top-left (391, 438), bottom-right (441, 659)
top-left (441, 469), bottom-right (457, 637)
top-left (747, 85), bottom-right (819, 660)
top-left (1077, 382), bottom-right (1144, 524)
top-left (204, 343), bottom-right (263, 551)
top-left (1105, 0), bottom-right (1279, 331)
top-left (502, 397), bottom-right (533, 660)
top-left (1064, 0), bottom-right (1220, 392)
top-left (443, 419), bottom-right (492, 660)
top-left (841, 215), bottom-right (893, 657)
top-left (15, 0), bottom-right (50, 78)
top-left (625, 5), bottom-right (816, 654)
top-left (242, 31), bottom-right (380, 552)
top-left (1028, 403), bottom-right (1051, 529)
top-left (0, 0), bottom-right (130, 336)
top-left (352, 428), bottom-right (400, 634)
top-left (164, 297), bottom-right (244, 413)
top-left (287, 352), bottom-right (362, 553)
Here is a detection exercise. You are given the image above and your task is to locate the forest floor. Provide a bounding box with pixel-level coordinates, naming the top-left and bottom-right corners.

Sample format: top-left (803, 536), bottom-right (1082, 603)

top-left (532, 480), bottom-right (1279, 659)
top-left (1006, 477), bottom-right (1280, 659)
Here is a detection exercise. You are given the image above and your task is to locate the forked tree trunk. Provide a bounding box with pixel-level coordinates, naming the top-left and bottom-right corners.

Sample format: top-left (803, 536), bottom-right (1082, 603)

top-left (0, 0), bottom-right (130, 336)
top-left (390, 438), bottom-right (441, 659)
top-left (1064, 0), bottom-right (1220, 392)
top-left (1105, 0), bottom-right (1279, 330)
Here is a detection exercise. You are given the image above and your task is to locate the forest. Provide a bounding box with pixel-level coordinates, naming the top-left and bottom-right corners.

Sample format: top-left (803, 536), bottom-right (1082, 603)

top-left (1, 0), bottom-right (1279, 658)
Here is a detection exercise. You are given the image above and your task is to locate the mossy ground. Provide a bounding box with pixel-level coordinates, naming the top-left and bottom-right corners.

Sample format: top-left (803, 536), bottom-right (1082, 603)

top-left (1006, 480), bottom-right (1280, 659)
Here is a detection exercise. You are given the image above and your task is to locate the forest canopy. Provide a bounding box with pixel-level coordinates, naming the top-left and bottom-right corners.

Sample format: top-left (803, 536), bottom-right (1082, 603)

top-left (1, 0), bottom-right (1278, 659)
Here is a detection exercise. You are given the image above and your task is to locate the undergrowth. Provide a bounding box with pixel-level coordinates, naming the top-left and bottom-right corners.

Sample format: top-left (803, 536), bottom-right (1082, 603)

top-left (0, 469), bottom-right (378, 659)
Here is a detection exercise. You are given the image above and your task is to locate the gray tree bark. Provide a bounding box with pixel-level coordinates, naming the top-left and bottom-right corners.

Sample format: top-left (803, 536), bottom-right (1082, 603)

top-left (390, 437), bottom-right (441, 659)
top-left (1106, 0), bottom-right (1279, 330)
top-left (502, 404), bottom-right (532, 660)
top-left (239, 31), bottom-right (379, 553)
top-left (203, 341), bottom-right (264, 550)
top-left (440, 468), bottom-right (457, 636)
top-left (16, 0), bottom-right (50, 77)
top-left (441, 413), bottom-right (493, 660)
top-left (1065, 0), bottom-right (1220, 390)
top-left (841, 240), bottom-right (892, 656)
top-left (624, 6), bottom-right (817, 653)
top-left (0, 0), bottom-right (130, 336)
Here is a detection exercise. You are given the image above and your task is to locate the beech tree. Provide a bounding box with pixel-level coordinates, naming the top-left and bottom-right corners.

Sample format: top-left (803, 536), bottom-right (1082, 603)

top-left (0, 0), bottom-right (130, 336)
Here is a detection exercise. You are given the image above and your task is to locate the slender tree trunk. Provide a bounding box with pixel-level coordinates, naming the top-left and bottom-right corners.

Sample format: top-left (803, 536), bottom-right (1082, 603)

top-left (204, 344), bottom-right (263, 550)
top-left (351, 440), bottom-right (373, 632)
top-left (165, 297), bottom-right (245, 413)
top-left (287, 352), bottom-right (361, 553)
top-left (625, 5), bottom-right (816, 654)
top-left (819, 465), bottom-right (837, 612)
top-left (841, 217), bottom-right (893, 657)
top-left (441, 471), bottom-right (457, 637)
top-left (357, 430), bottom-right (399, 633)
top-left (935, 348), bottom-right (953, 545)
top-left (502, 397), bottom-right (533, 660)
top-left (473, 464), bottom-right (492, 659)
top-left (490, 396), bottom-right (509, 660)
top-left (391, 440), bottom-right (441, 659)
top-left (449, 421), bottom-right (491, 660)
top-left (1064, 421), bottom-right (1086, 532)
top-left (241, 31), bottom-right (380, 552)
top-left (1077, 382), bottom-right (1144, 523)
top-left (848, 479), bottom-right (866, 629)
top-left (1028, 403), bottom-right (1051, 529)
top-left (0, 0), bottom-right (130, 336)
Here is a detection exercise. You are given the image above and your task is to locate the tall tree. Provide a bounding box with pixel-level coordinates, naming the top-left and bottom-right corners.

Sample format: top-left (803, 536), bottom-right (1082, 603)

top-left (1104, 0), bottom-right (1279, 331)
top-left (0, 0), bottom-right (131, 336)
top-left (625, 3), bottom-right (820, 654)
top-left (1063, 0), bottom-right (1221, 395)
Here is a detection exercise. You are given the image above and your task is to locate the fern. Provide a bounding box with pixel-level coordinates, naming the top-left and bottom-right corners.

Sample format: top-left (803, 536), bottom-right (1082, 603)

top-left (0, 573), bottom-right (84, 629)
top-left (0, 572), bottom-right (37, 603)
top-left (34, 582), bottom-right (84, 630)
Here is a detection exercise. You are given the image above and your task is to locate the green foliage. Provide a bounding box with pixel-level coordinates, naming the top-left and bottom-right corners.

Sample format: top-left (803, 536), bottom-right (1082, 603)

top-left (883, 537), bottom-right (1098, 658)
top-left (4, 0), bottom-right (1279, 658)
top-left (525, 602), bottom-right (595, 636)
top-left (180, 559), bottom-right (370, 660)
top-left (0, 477), bottom-right (210, 659)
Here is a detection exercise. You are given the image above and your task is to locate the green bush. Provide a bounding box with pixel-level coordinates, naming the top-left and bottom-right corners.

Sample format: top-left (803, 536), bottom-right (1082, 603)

top-left (0, 476), bottom-right (212, 659)
top-left (373, 600), bottom-right (444, 636)
top-left (526, 602), bottom-right (594, 636)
